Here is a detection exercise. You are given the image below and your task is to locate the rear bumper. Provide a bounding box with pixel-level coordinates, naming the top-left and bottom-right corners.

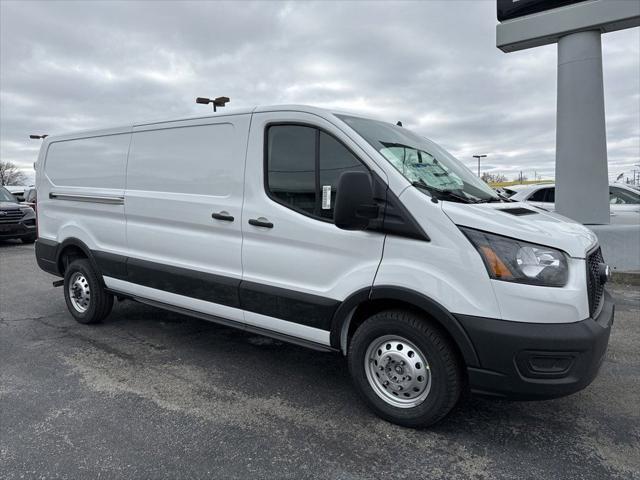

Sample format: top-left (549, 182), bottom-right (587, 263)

top-left (35, 238), bottom-right (61, 276)
top-left (457, 291), bottom-right (614, 400)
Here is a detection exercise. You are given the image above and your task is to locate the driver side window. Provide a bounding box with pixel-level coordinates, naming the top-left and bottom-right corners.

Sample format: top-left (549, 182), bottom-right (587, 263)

top-left (266, 124), bottom-right (368, 222)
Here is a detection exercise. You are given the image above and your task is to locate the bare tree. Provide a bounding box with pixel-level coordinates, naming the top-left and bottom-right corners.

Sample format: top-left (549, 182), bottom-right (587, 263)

top-left (0, 161), bottom-right (28, 186)
top-left (480, 172), bottom-right (508, 184)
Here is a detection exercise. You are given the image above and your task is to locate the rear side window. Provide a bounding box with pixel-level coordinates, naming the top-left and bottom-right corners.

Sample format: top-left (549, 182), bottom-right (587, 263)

top-left (546, 188), bottom-right (555, 202)
top-left (266, 125), bottom-right (367, 221)
top-left (529, 187), bottom-right (553, 202)
top-left (45, 134), bottom-right (130, 189)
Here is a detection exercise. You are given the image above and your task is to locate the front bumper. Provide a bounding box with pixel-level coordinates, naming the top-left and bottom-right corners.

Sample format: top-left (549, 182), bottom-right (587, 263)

top-left (457, 291), bottom-right (614, 400)
top-left (0, 221), bottom-right (37, 239)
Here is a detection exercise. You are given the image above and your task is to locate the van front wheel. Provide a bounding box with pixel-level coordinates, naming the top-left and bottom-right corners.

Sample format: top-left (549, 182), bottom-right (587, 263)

top-left (348, 310), bottom-right (462, 427)
top-left (63, 259), bottom-right (113, 324)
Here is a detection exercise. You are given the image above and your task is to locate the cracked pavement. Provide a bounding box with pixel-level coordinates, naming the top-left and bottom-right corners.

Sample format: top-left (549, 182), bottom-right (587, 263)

top-left (1, 240), bottom-right (639, 479)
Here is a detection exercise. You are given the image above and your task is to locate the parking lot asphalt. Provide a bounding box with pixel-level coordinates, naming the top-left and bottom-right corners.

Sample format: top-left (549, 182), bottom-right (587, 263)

top-left (1, 241), bottom-right (639, 480)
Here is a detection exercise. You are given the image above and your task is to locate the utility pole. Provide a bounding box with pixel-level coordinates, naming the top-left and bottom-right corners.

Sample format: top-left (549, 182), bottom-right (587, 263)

top-left (473, 154), bottom-right (487, 178)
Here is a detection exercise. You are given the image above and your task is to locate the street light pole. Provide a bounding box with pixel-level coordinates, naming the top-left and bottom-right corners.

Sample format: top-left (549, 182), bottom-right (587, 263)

top-left (473, 154), bottom-right (487, 178)
top-left (195, 96), bottom-right (230, 112)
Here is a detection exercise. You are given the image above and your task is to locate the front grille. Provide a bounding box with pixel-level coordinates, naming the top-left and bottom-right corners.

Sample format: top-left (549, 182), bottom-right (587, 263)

top-left (0, 209), bottom-right (25, 224)
top-left (586, 247), bottom-right (605, 317)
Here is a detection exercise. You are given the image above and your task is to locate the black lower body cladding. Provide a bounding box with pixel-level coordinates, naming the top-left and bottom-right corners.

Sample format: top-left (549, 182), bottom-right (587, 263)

top-left (458, 291), bottom-right (614, 400)
top-left (36, 238), bottom-right (615, 401)
top-left (35, 238), bottom-right (60, 275)
top-left (34, 239), bottom-right (339, 331)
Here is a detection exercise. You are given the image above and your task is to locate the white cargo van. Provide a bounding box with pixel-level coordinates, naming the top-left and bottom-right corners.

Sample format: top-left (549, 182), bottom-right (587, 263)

top-left (35, 105), bottom-right (614, 427)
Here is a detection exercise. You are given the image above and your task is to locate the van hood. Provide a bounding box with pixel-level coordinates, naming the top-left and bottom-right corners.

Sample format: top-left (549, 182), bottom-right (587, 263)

top-left (441, 201), bottom-right (597, 258)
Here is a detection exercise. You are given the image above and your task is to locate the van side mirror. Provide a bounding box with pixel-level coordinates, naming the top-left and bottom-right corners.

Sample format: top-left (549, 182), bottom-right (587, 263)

top-left (334, 171), bottom-right (379, 230)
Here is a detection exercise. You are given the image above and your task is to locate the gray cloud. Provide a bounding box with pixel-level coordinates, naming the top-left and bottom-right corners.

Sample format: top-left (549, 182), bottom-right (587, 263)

top-left (1, 0), bottom-right (638, 184)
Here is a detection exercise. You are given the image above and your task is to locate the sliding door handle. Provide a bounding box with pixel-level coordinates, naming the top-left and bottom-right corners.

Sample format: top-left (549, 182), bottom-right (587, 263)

top-left (212, 211), bottom-right (234, 222)
top-left (248, 218), bottom-right (274, 228)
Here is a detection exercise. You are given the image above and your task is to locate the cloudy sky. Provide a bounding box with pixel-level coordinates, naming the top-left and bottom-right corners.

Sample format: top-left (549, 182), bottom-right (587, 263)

top-left (1, 0), bottom-right (638, 184)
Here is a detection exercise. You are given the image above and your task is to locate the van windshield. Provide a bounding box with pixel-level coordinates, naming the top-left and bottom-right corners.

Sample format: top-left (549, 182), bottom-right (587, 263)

top-left (337, 115), bottom-right (500, 203)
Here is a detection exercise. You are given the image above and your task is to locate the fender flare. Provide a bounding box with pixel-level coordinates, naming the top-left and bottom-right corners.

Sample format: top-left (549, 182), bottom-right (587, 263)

top-left (35, 237), bottom-right (97, 277)
top-left (56, 238), bottom-right (128, 282)
top-left (330, 285), bottom-right (479, 367)
top-left (56, 238), bottom-right (101, 276)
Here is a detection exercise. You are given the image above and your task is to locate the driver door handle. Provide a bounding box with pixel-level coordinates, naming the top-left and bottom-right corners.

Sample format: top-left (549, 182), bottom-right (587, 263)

top-left (212, 212), bottom-right (234, 222)
top-left (248, 218), bottom-right (274, 228)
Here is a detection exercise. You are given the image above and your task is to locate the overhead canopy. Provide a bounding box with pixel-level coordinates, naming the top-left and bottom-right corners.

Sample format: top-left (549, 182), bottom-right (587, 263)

top-left (497, 0), bottom-right (640, 52)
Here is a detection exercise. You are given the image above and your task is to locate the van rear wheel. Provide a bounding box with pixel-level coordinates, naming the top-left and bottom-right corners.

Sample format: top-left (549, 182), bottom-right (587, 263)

top-left (63, 259), bottom-right (113, 324)
top-left (348, 310), bottom-right (462, 428)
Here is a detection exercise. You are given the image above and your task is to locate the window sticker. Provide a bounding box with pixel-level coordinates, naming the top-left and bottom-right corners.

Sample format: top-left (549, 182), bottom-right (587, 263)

top-left (322, 185), bottom-right (332, 209)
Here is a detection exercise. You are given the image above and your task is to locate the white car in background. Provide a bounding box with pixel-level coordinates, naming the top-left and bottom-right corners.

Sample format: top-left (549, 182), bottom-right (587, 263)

top-left (504, 183), bottom-right (640, 225)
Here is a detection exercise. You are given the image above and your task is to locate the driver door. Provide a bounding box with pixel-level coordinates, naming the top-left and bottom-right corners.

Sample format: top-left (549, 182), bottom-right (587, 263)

top-left (239, 111), bottom-right (387, 345)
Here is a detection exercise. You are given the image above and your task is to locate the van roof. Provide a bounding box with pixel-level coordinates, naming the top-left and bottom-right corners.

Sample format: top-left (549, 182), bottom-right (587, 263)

top-left (42, 104), bottom-right (377, 143)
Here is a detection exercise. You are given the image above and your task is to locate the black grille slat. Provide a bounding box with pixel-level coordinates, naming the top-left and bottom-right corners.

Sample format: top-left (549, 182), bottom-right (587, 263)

top-left (0, 209), bottom-right (25, 224)
top-left (586, 247), bottom-right (605, 317)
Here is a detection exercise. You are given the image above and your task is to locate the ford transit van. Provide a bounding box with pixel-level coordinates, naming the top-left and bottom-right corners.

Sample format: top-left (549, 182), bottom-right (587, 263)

top-left (34, 105), bottom-right (614, 427)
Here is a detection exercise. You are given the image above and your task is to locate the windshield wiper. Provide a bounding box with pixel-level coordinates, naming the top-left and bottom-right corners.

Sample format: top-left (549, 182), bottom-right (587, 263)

top-left (496, 192), bottom-right (515, 202)
top-left (475, 192), bottom-right (513, 203)
top-left (411, 181), bottom-right (476, 204)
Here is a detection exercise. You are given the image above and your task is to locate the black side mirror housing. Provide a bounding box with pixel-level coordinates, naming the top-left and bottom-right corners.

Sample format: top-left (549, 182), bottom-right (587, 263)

top-left (334, 171), bottom-right (379, 230)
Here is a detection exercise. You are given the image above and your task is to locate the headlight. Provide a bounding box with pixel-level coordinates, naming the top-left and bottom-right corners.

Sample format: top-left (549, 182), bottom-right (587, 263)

top-left (460, 227), bottom-right (568, 287)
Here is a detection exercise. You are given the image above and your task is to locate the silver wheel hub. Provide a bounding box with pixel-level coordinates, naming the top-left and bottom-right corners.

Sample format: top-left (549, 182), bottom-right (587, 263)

top-left (68, 272), bottom-right (90, 313)
top-left (364, 335), bottom-right (431, 408)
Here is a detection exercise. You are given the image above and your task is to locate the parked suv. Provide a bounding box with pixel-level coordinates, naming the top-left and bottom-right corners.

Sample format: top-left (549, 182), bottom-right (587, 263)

top-left (0, 186), bottom-right (37, 243)
top-left (34, 105), bottom-right (614, 427)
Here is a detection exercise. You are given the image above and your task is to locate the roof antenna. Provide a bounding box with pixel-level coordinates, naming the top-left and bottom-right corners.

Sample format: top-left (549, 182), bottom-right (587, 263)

top-left (196, 96), bottom-right (230, 112)
top-left (396, 121), bottom-right (403, 127)
top-left (29, 134), bottom-right (48, 139)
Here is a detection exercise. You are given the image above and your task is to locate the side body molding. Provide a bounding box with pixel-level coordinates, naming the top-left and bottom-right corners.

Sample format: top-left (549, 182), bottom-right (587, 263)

top-left (36, 236), bottom-right (127, 284)
top-left (331, 286), bottom-right (480, 367)
top-left (38, 239), bottom-right (479, 366)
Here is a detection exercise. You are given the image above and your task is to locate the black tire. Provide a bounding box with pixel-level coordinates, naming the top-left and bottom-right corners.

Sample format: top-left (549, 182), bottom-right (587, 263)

top-left (348, 310), bottom-right (463, 428)
top-left (63, 258), bottom-right (113, 324)
top-left (21, 235), bottom-right (37, 244)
